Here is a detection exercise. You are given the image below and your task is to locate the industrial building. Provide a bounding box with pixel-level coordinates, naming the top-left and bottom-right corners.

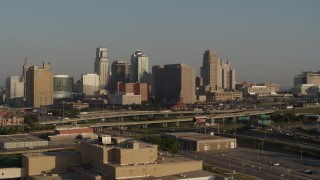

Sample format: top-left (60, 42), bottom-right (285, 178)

top-left (22, 151), bottom-right (81, 177)
top-left (49, 127), bottom-right (95, 141)
top-left (0, 134), bottom-right (48, 149)
top-left (22, 136), bottom-right (208, 180)
top-left (161, 132), bottom-right (237, 152)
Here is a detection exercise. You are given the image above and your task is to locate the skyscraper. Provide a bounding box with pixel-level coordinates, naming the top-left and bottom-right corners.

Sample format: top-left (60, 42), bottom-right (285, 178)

top-left (130, 50), bottom-right (149, 83)
top-left (201, 50), bottom-right (236, 93)
top-left (111, 60), bottom-right (130, 92)
top-left (94, 48), bottom-right (109, 90)
top-left (26, 62), bottom-right (53, 108)
top-left (154, 64), bottom-right (196, 104)
top-left (221, 61), bottom-right (236, 90)
top-left (22, 57), bottom-right (30, 98)
top-left (201, 50), bottom-right (221, 92)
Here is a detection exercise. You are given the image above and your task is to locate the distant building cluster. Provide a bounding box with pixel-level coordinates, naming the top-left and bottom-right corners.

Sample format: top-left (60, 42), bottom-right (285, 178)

top-left (0, 48), bottom-right (239, 108)
top-left (2, 46), bottom-right (320, 108)
top-left (293, 71), bottom-right (320, 96)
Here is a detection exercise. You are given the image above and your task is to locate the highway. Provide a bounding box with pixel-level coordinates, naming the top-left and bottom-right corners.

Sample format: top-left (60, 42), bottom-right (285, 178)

top-left (39, 109), bottom-right (273, 126)
top-left (179, 148), bottom-right (318, 180)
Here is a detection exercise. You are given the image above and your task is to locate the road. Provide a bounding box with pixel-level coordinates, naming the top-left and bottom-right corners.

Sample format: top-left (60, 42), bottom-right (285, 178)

top-left (178, 148), bottom-right (319, 180)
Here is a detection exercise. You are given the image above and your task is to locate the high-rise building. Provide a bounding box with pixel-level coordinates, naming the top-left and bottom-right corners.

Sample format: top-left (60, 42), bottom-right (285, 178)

top-left (26, 62), bottom-right (53, 108)
top-left (221, 61), bottom-right (236, 90)
top-left (22, 57), bottom-right (30, 98)
top-left (5, 76), bottom-right (24, 98)
top-left (200, 50), bottom-right (236, 93)
top-left (294, 71), bottom-right (320, 87)
top-left (53, 75), bottom-right (74, 99)
top-left (94, 48), bottom-right (109, 90)
top-left (130, 50), bottom-right (149, 83)
top-left (111, 60), bottom-right (130, 92)
top-left (201, 50), bottom-right (221, 91)
top-left (81, 73), bottom-right (99, 97)
top-left (154, 64), bottom-right (196, 104)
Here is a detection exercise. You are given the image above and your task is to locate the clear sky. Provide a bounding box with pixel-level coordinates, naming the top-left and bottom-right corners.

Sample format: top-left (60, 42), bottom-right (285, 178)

top-left (0, 0), bottom-right (319, 89)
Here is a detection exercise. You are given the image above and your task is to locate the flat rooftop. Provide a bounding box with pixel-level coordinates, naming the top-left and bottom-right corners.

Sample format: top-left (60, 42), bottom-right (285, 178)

top-left (159, 170), bottom-right (216, 180)
top-left (163, 132), bottom-right (236, 142)
top-left (23, 151), bottom-right (80, 158)
top-left (107, 153), bottom-right (200, 168)
top-left (0, 134), bottom-right (47, 143)
top-left (82, 139), bottom-right (157, 149)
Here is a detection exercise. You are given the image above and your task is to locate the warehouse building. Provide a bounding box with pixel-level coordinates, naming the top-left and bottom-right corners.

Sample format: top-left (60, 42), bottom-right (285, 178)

top-left (49, 127), bottom-right (95, 141)
top-left (161, 132), bottom-right (237, 152)
top-left (22, 138), bottom-right (209, 180)
top-left (0, 134), bottom-right (48, 149)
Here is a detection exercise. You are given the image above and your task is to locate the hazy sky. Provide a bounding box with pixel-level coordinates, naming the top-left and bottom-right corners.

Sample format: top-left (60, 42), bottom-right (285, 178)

top-left (1, 0), bottom-right (319, 89)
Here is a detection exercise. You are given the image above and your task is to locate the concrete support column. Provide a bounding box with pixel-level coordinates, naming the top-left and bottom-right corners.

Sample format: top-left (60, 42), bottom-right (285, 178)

top-left (162, 122), bottom-right (168, 127)
top-left (143, 124), bottom-right (148, 128)
top-left (211, 118), bottom-right (215, 125)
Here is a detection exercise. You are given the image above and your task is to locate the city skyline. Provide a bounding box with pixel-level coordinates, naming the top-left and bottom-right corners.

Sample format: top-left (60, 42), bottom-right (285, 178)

top-left (1, 1), bottom-right (320, 88)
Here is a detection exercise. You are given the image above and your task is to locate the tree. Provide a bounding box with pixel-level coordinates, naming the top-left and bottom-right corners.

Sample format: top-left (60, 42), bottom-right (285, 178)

top-left (160, 139), bottom-right (178, 153)
top-left (23, 113), bottom-right (39, 126)
top-left (145, 136), bottom-right (179, 153)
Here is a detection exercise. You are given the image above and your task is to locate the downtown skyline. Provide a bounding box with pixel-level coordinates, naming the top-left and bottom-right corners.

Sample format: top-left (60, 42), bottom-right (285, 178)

top-left (1, 0), bottom-right (320, 88)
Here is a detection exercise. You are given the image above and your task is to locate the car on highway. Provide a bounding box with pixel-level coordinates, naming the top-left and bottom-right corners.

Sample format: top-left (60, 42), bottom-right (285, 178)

top-left (267, 160), bottom-right (280, 166)
top-left (272, 162), bottom-right (280, 166)
top-left (304, 170), bottom-right (317, 174)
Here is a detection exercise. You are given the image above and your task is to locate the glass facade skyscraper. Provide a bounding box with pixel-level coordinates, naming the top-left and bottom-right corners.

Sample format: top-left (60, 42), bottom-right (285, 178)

top-left (130, 50), bottom-right (149, 83)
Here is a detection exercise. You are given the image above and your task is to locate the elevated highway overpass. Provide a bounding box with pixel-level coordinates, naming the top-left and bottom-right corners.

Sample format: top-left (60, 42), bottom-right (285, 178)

top-left (39, 110), bottom-right (274, 130)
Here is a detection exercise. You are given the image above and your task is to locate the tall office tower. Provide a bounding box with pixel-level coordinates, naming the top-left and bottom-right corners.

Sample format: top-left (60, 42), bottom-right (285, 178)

top-left (154, 64), bottom-right (196, 104)
top-left (94, 48), bottom-right (109, 90)
top-left (151, 65), bottom-right (164, 98)
top-left (53, 75), bottom-right (74, 99)
top-left (130, 50), bottom-right (149, 83)
top-left (111, 60), bottom-right (130, 92)
top-left (201, 50), bottom-right (221, 92)
top-left (26, 62), bottom-right (53, 108)
top-left (5, 76), bottom-right (24, 98)
top-left (294, 71), bottom-right (320, 87)
top-left (22, 57), bottom-right (30, 98)
top-left (81, 73), bottom-right (99, 97)
top-left (221, 61), bottom-right (236, 90)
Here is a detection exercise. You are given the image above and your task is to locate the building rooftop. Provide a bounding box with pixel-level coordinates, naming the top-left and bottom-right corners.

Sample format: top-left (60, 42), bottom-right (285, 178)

top-left (163, 132), bottom-right (236, 142)
top-left (23, 151), bottom-right (80, 158)
top-left (0, 134), bottom-right (47, 143)
top-left (159, 170), bottom-right (216, 180)
top-left (82, 139), bottom-right (157, 149)
top-left (107, 152), bottom-right (200, 168)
